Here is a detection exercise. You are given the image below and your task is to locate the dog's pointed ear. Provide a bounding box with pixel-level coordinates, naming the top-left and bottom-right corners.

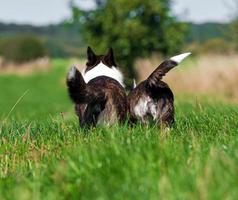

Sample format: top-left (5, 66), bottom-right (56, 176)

top-left (87, 46), bottom-right (97, 64)
top-left (104, 47), bottom-right (117, 67)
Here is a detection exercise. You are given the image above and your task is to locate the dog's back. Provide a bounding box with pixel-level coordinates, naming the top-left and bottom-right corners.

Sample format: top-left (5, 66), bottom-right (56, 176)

top-left (83, 77), bottom-right (126, 126)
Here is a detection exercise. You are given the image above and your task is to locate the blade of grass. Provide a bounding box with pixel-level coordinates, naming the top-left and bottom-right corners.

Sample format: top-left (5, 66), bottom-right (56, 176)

top-left (3, 89), bottom-right (29, 122)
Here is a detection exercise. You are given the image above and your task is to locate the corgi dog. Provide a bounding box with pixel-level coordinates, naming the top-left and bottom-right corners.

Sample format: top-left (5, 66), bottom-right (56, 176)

top-left (66, 47), bottom-right (127, 127)
top-left (127, 53), bottom-right (191, 126)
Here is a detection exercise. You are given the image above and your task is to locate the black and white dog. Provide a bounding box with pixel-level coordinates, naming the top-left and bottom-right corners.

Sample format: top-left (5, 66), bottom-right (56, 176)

top-left (127, 53), bottom-right (191, 126)
top-left (67, 47), bottom-right (190, 127)
top-left (66, 47), bottom-right (127, 127)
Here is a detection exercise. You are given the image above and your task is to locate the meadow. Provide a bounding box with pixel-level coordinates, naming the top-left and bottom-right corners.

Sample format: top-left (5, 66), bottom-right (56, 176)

top-left (0, 58), bottom-right (238, 200)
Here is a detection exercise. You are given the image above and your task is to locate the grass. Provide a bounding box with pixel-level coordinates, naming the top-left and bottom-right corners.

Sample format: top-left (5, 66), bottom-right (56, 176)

top-left (0, 59), bottom-right (238, 199)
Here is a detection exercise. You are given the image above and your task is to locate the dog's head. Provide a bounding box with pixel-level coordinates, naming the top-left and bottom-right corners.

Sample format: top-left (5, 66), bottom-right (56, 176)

top-left (82, 47), bottom-right (124, 87)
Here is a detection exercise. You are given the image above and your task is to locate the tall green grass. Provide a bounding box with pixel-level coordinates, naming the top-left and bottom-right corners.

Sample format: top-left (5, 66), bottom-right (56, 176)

top-left (0, 60), bottom-right (238, 199)
top-left (0, 59), bottom-right (71, 121)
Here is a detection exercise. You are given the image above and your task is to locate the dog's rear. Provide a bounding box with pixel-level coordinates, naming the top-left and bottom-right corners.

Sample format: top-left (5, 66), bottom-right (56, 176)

top-left (128, 53), bottom-right (191, 126)
top-left (66, 47), bottom-right (127, 127)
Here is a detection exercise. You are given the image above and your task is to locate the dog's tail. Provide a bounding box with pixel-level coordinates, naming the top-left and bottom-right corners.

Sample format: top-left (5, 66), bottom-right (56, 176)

top-left (146, 52), bottom-right (191, 88)
top-left (66, 66), bottom-right (87, 103)
top-left (66, 66), bottom-right (106, 104)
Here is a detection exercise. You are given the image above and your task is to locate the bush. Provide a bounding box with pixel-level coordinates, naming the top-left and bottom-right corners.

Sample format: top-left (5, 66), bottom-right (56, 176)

top-left (199, 38), bottom-right (233, 54)
top-left (0, 35), bottom-right (47, 63)
top-left (184, 39), bottom-right (234, 55)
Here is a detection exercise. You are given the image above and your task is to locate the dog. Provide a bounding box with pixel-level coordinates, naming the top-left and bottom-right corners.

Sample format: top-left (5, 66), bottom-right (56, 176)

top-left (127, 52), bottom-right (191, 126)
top-left (66, 47), bottom-right (127, 127)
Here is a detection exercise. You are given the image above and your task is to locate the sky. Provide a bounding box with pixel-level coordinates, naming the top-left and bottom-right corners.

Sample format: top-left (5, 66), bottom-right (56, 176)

top-left (0, 0), bottom-right (235, 25)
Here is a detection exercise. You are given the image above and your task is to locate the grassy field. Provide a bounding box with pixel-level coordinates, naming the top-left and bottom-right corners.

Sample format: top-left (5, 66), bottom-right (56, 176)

top-left (0, 59), bottom-right (238, 200)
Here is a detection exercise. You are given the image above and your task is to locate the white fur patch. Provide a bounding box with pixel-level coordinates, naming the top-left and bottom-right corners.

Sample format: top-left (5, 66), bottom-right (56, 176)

top-left (134, 96), bottom-right (157, 121)
top-left (82, 62), bottom-right (124, 87)
top-left (133, 79), bottom-right (137, 89)
top-left (170, 52), bottom-right (191, 64)
top-left (67, 66), bottom-right (77, 80)
top-left (134, 97), bottom-right (148, 118)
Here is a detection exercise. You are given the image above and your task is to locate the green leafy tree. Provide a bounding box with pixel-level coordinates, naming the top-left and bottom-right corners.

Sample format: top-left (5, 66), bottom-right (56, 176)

top-left (71, 0), bottom-right (187, 82)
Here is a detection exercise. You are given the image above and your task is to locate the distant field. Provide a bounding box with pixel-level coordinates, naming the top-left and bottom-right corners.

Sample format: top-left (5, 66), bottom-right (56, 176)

top-left (137, 54), bottom-right (238, 102)
top-left (0, 58), bottom-right (238, 199)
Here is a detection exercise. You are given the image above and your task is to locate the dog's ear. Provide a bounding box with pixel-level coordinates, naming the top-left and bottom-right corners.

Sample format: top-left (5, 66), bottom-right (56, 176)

top-left (87, 46), bottom-right (97, 65)
top-left (104, 47), bottom-right (117, 67)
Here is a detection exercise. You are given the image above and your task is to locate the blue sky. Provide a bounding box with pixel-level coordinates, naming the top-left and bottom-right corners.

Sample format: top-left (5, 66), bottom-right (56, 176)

top-left (0, 0), bottom-right (235, 25)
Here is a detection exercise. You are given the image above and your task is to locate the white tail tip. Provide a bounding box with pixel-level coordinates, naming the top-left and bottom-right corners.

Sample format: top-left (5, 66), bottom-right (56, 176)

top-left (68, 66), bottom-right (77, 80)
top-left (170, 52), bottom-right (191, 64)
top-left (133, 79), bottom-right (137, 89)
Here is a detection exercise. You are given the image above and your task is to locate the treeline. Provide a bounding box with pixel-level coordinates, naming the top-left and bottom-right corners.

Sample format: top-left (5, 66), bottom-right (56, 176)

top-left (187, 23), bottom-right (229, 43)
top-left (186, 23), bottom-right (234, 55)
top-left (0, 22), bottom-right (229, 45)
top-left (0, 21), bottom-right (231, 62)
top-left (0, 22), bottom-right (84, 59)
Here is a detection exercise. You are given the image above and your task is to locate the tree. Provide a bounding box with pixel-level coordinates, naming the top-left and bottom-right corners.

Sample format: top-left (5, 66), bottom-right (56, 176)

top-left (228, 0), bottom-right (238, 50)
top-left (71, 0), bottom-right (187, 84)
